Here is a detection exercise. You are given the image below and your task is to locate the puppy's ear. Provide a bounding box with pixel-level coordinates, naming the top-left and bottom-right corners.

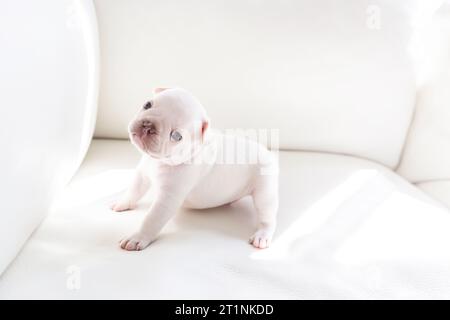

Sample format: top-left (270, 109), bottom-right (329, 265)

top-left (201, 119), bottom-right (209, 143)
top-left (153, 87), bottom-right (169, 95)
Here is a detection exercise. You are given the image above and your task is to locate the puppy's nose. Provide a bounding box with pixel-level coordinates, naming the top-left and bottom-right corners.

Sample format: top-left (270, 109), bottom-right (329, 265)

top-left (140, 120), bottom-right (156, 136)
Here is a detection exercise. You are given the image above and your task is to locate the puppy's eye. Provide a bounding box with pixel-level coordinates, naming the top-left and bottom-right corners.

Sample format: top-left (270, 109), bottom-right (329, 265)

top-left (170, 130), bottom-right (182, 142)
top-left (143, 101), bottom-right (152, 110)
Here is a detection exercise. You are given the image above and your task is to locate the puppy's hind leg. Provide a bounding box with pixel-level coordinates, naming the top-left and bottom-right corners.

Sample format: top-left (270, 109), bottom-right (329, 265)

top-left (111, 171), bottom-right (150, 212)
top-left (249, 174), bottom-right (278, 249)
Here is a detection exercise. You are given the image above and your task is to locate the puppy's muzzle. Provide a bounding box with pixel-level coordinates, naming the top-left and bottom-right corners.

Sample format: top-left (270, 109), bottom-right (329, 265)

top-left (131, 119), bottom-right (157, 138)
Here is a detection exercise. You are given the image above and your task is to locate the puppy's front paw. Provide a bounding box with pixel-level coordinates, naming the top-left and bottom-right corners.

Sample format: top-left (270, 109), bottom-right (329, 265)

top-left (110, 200), bottom-right (136, 212)
top-left (119, 232), bottom-right (152, 251)
top-left (249, 229), bottom-right (274, 249)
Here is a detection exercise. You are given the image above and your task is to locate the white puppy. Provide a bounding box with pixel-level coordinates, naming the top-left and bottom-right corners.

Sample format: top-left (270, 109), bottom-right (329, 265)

top-left (112, 88), bottom-right (278, 251)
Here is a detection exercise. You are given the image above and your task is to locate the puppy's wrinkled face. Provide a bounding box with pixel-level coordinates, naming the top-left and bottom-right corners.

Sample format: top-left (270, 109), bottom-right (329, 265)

top-left (128, 88), bottom-right (209, 163)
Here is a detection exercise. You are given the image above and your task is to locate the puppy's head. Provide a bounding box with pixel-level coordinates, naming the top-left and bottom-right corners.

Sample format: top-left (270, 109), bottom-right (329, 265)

top-left (128, 87), bottom-right (209, 163)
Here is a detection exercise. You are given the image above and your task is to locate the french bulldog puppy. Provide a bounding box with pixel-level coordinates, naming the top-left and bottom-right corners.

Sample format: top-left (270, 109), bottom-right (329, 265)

top-left (111, 87), bottom-right (278, 251)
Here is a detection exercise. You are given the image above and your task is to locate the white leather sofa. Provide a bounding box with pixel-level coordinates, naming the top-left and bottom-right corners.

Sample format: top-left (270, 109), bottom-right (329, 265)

top-left (1, 0), bottom-right (450, 299)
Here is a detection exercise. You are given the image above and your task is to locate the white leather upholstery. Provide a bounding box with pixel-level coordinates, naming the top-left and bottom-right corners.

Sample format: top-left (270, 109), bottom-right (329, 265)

top-left (92, 0), bottom-right (433, 168)
top-left (0, 0), bottom-right (99, 276)
top-left (397, 3), bottom-right (450, 183)
top-left (418, 181), bottom-right (450, 209)
top-left (2, 140), bottom-right (450, 299)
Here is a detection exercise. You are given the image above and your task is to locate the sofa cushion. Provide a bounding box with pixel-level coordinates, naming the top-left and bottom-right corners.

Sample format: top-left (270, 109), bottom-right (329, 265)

top-left (418, 181), bottom-right (450, 209)
top-left (2, 139), bottom-right (450, 299)
top-left (92, 0), bottom-right (440, 168)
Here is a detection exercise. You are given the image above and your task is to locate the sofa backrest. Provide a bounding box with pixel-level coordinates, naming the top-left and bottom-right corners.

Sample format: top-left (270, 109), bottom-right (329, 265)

top-left (397, 2), bottom-right (450, 182)
top-left (93, 0), bottom-right (441, 168)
